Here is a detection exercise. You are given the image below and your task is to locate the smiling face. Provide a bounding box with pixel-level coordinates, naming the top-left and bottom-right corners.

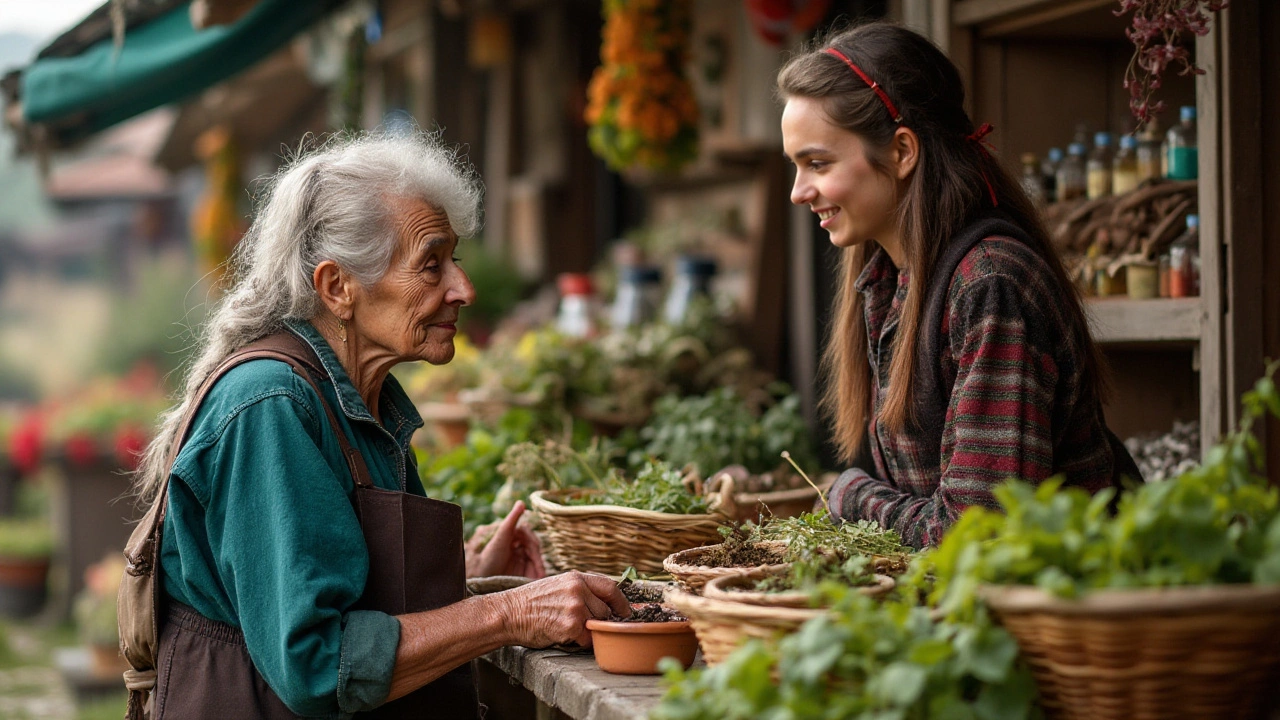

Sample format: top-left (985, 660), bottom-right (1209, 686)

top-left (782, 96), bottom-right (902, 253)
top-left (350, 197), bottom-right (475, 365)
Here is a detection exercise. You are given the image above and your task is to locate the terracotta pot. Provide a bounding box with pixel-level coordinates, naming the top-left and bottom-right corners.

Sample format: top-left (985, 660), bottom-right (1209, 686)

top-left (585, 618), bottom-right (698, 675)
top-left (0, 556), bottom-right (50, 617)
top-left (89, 642), bottom-right (130, 676)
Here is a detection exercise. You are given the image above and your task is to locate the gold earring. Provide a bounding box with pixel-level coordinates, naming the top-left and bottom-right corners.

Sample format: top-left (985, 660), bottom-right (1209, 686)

top-left (338, 318), bottom-right (347, 344)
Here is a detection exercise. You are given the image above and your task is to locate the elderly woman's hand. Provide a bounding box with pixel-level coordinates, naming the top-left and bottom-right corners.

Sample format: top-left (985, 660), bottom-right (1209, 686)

top-left (496, 571), bottom-right (630, 648)
top-left (465, 501), bottom-right (546, 580)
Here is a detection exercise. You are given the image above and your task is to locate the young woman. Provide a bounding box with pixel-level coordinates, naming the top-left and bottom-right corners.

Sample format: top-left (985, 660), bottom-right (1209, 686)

top-left (779, 22), bottom-right (1139, 549)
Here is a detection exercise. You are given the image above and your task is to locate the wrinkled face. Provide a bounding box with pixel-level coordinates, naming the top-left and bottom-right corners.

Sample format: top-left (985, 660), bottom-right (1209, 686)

top-left (351, 197), bottom-right (475, 365)
top-left (782, 96), bottom-right (899, 250)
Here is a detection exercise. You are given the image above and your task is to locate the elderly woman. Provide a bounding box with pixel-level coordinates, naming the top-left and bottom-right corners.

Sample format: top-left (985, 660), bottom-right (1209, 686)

top-left (127, 133), bottom-right (628, 719)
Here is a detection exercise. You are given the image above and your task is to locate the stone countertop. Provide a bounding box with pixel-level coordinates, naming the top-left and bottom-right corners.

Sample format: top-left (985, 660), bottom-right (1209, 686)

top-left (482, 645), bottom-right (696, 720)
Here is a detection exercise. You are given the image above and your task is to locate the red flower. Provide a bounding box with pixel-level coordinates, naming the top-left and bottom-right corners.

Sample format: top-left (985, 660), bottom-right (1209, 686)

top-left (64, 432), bottom-right (98, 468)
top-left (113, 426), bottom-right (148, 471)
top-left (9, 412), bottom-right (44, 475)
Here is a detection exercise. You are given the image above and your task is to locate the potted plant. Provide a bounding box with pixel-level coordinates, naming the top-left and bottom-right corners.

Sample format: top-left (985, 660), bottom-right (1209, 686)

top-left (0, 515), bottom-right (54, 617)
top-left (586, 571), bottom-right (698, 675)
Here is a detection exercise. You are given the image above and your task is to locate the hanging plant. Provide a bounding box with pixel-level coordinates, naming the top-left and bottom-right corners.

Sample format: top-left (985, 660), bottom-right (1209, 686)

top-left (585, 0), bottom-right (699, 173)
top-left (1116, 0), bottom-right (1227, 128)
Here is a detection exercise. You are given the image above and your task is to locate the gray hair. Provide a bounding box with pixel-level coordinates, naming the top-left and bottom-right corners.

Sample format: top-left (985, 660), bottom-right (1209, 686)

top-left (132, 130), bottom-right (483, 503)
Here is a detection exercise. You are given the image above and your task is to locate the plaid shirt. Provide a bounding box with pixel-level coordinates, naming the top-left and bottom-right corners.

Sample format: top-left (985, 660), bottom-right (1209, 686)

top-left (827, 237), bottom-right (1120, 549)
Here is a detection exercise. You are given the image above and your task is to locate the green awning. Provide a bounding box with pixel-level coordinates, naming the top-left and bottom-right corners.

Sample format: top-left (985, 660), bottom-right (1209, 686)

top-left (22, 0), bottom-right (345, 144)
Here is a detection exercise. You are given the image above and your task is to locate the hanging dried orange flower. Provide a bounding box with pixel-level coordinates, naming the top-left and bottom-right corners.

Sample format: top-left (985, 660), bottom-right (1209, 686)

top-left (585, 0), bottom-right (699, 173)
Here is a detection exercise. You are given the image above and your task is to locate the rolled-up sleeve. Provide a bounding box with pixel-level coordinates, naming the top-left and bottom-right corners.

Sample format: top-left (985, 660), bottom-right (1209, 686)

top-left (174, 390), bottom-right (399, 718)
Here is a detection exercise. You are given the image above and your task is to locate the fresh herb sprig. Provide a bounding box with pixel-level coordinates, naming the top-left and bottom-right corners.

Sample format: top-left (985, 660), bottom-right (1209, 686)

top-left (562, 459), bottom-right (710, 515)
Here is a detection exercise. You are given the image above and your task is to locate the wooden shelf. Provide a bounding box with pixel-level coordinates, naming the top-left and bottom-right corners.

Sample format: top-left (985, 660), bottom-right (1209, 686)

top-left (1086, 297), bottom-right (1203, 345)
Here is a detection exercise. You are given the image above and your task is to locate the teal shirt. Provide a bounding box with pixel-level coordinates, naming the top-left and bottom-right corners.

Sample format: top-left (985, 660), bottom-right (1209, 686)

top-left (160, 319), bottom-right (429, 718)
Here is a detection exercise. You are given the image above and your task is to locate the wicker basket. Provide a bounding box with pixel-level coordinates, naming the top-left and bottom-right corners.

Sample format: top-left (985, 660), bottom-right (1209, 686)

top-left (980, 583), bottom-right (1280, 720)
top-left (703, 571), bottom-right (895, 608)
top-left (664, 583), bottom-right (825, 666)
top-left (528, 486), bottom-right (730, 576)
top-left (662, 541), bottom-right (791, 595)
top-left (708, 470), bottom-right (834, 524)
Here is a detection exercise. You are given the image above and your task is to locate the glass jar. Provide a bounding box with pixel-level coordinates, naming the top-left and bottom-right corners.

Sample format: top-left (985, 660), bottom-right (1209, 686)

top-left (1056, 143), bottom-right (1088, 202)
top-left (1112, 134), bottom-right (1139, 195)
top-left (1168, 214), bottom-right (1200, 298)
top-left (610, 265), bottom-right (663, 329)
top-left (663, 256), bottom-right (717, 325)
top-left (556, 273), bottom-right (598, 337)
top-left (1086, 132), bottom-right (1113, 200)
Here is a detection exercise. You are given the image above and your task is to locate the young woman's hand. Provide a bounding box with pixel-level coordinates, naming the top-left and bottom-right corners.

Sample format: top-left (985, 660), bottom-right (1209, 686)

top-left (464, 501), bottom-right (546, 579)
top-left (495, 571), bottom-right (631, 648)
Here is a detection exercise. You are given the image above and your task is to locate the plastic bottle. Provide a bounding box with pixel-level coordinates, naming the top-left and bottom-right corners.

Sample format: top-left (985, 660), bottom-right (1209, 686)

top-left (556, 273), bottom-right (599, 337)
top-left (1165, 106), bottom-right (1198, 180)
top-left (1136, 121), bottom-right (1162, 182)
top-left (1041, 147), bottom-right (1063, 202)
top-left (1112, 135), bottom-right (1139, 195)
top-left (1056, 143), bottom-right (1088, 202)
top-left (610, 265), bottom-right (663, 329)
top-left (1168, 214), bottom-right (1200, 298)
top-left (1086, 132), bottom-right (1113, 199)
top-left (1019, 153), bottom-right (1045, 205)
top-left (663, 256), bottom-right (717, 325)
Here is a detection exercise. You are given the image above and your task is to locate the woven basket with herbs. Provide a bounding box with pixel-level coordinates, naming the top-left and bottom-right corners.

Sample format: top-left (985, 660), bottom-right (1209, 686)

top-left (664, 583), bottom-right (824, 667)
top-left (663, 539), bottom-right (790, 595)
top-left (529, 462), bottom-right (732, 576)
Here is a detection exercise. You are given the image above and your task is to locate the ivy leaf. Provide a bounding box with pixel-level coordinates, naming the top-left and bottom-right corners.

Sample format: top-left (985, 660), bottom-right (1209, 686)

top-left (953, 624), bottom-right (1019, 683)
top-left (973, 666), bottom-right (1039, 720)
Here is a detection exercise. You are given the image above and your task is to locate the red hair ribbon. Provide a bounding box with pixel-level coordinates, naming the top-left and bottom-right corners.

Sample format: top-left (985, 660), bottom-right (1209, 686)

top-left (824, 47), bottom-right (902, 124)
top-left (967, 122), bottom-right (999, 207)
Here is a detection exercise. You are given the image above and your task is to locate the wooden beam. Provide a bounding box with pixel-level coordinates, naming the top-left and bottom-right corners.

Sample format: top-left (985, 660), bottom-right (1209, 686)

top-left (1220, 2), bottom-right (1266, 431)
top-left (1196, 23), bottom-right (1224, 453)
top-left (954, 0), bottom-right (1111, 31)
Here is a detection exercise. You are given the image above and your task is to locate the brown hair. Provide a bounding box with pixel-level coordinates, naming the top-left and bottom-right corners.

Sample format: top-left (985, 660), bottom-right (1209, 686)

top-left (777, 21), bottom-right (1108, 463)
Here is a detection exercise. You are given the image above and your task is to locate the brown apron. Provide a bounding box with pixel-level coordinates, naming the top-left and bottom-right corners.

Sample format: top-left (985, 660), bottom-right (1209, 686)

top-left (150, 333), bottom-right (480, 719)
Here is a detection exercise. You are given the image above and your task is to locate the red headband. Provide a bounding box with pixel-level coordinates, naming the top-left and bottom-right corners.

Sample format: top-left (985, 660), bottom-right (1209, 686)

top-left (824, 47), bottom-right (902, 124)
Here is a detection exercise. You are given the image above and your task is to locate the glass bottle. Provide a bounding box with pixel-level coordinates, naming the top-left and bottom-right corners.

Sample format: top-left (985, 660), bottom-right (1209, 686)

top-left (1086, 132), bottom-right (1113, 199)
top-left (1165, 106), bottom-right (1198, 180)
top-left (1136, 121), bottom-right (1162, 182)
top-left (1168, 214), bottom-right (1200, 298)
top-left (1041, 147), bottom-right (1063, 203)
top-left (556, 273), bottom-right (598, 337)
top-left (610, 265), bottom-right (663, 329)
top-left (1112, 134), bottom-right (1139, 195)
top-left (1019, 153), bottom-right (1045, 206)
top-left (1056, 143), bottom-right (1088, 202)
top-left (663, 256), bottom-right (717, 325)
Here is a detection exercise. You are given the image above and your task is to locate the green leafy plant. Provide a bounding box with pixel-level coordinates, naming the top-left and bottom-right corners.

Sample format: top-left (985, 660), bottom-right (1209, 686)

top-left (418, 408), bottom-right (535, 536)
top-left (562, 459), bottom-right (709, 515)
top-left (636, 386), bottom-right (815, 477)
top-left (653, 586), bottom-right (1037, 720)
top-left (930, 361), bottom-right (1280, 621)
top-left (748, 513), bottom-right (913, 593)
top-left (0, 518), bottom-right (53, 560)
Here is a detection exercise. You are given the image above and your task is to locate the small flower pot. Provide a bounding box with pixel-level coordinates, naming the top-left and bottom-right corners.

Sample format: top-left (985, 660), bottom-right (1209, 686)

top-left (0, 555), bottom-right (50, 618)
top-left (585, 618), bottom-right (698, 675)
